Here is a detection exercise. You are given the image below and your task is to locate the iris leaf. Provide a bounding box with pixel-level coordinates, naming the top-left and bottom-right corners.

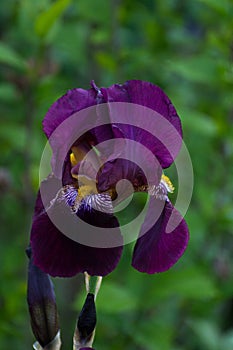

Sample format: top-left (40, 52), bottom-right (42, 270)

top-left (0, 42), bottom-right (27, 71)
top-left (35, 0), bottom-right (71, 38)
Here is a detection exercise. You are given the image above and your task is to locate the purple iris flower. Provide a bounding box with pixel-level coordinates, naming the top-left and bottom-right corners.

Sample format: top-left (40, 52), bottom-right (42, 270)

top-left (29, 80), bottom-right (189, 277)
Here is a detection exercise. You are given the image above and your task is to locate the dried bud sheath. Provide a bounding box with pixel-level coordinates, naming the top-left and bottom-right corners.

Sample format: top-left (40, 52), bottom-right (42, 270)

top-left (33, 331), bottom-right (61, 350)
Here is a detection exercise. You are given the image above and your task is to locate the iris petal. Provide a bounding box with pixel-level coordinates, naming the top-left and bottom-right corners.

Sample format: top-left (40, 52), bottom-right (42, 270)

top-left (132, 200), bottom-right (189, 273)
top-left (125, 80), bottom-right (182, 132)
top-left (42, 88), bottom-right (98, 139)
top-left (100, 80), bottom-right (182, 168)
top-left (97, 158), bottom-right (149, 193)
top-left (31, 208), bottom-right (123, 277)
top-left (30, 176), bottom-right (123, 277)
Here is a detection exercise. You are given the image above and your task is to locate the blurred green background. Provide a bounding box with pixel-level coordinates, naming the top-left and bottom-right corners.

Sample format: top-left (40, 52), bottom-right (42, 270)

top-left (0, 0), bottom-right (233, 349)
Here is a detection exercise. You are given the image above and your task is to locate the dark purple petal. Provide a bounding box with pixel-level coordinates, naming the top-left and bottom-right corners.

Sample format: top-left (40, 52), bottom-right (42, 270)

top-left (42, 88), bottom-right (98, 139)
top-left (43, 87), bottom-right (121, 181)
top-left (30, 177), bottom-right (123, 277)
top-left (33, 175), bottom-right (61, 217)
top-left (71, 159), bottom-right (98, 183)
top-left (100, 83), bottom-right (129, 102)
top-left (132, 200), bottom-right (189, 273)
top-left (56, 134), bottom-right (97, 186)
top-left (31, 211), bottom-right (123, 277)
top-left (114, 122), bottom-right (180, 169)
top-left (125, 80), bottom-right (182, 168)
top-left (97, 136), bottom-right (162, 192)
top-left (97, 158), bottom-right (149, 193)
top-left (61, 152), bottom-right (74, 185)
top-left (101, 80), bottom-right (182, 168)
top-left (69, 126), bottom-right (126, 189)
top-left (124, 80), bottom-right (182, 137)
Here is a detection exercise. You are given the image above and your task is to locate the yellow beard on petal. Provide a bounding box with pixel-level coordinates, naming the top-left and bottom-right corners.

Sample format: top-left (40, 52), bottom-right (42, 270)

top-left (78, 184), bottom-right (97, 200)
top-left (161, 174), bottom-right (174, 193)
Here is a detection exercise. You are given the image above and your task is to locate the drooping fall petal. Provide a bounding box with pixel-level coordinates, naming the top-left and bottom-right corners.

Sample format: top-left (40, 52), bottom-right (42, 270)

top-left (132, 200), bottom-right (189, 273)
top-left (30, 176), bottom-right (123, 277)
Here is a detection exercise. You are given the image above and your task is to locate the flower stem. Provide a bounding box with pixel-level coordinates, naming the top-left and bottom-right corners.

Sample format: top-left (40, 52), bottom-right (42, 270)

top-left (73, 273), bottom-right (102, 349)
top-left (84, 272), bottom-right (102, 300)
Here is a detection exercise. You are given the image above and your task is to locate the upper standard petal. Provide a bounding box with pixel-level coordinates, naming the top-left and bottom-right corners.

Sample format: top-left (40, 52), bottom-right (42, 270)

top-left (100, 80), bottom-right (183, 168)
top-left (42, 87), bottom-right (98, 139)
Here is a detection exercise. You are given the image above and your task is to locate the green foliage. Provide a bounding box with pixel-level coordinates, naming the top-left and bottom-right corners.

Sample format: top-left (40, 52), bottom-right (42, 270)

top-left (0, 42), bottom-right (27, 71)
top-left (35, 0), bottom-right (72, 38)
top-left (0, 0), bottom-right (233, 349)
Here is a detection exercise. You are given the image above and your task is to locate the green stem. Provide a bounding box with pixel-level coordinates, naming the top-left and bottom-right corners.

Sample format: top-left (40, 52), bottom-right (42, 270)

top-left (84, 272), bottom-right (102, 299)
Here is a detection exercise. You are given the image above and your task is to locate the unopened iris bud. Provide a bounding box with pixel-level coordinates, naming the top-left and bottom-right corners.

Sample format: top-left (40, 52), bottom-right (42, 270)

top-left (26, 247), bottom-right (61, 349)
top-left (73, 293), bottom-right (96, 349)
